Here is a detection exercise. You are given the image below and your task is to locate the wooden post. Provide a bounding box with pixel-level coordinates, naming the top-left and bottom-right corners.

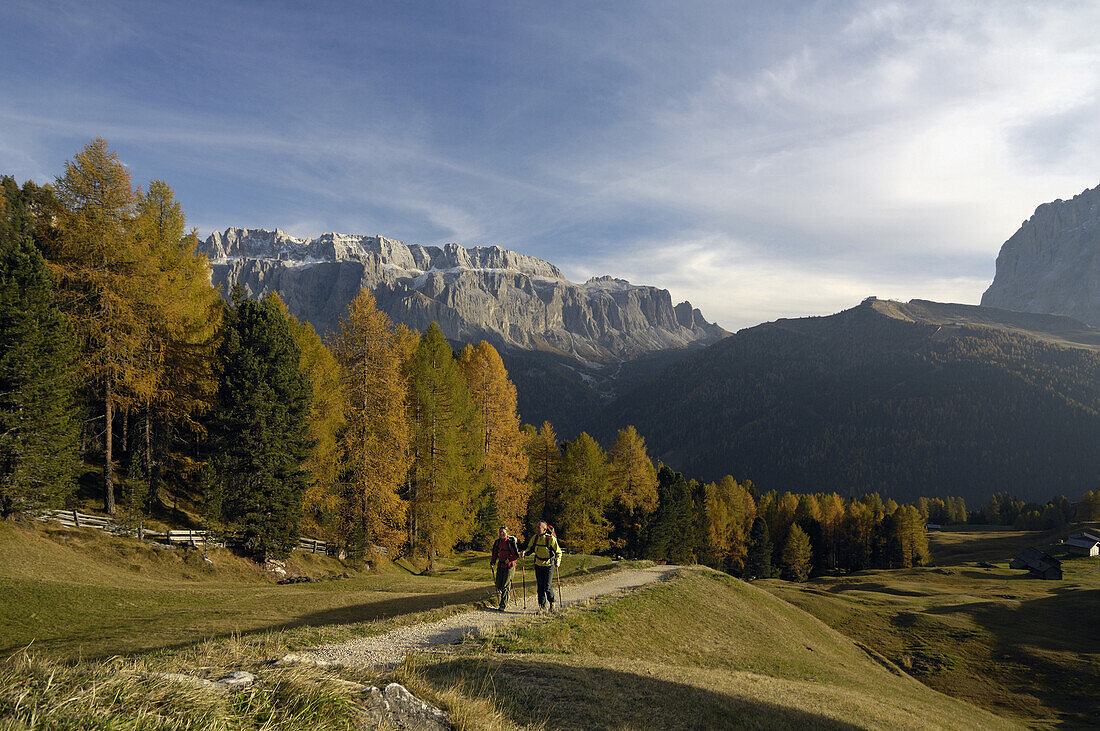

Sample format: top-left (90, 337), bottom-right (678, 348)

top-left (73, 509), bottom-right (80, 528)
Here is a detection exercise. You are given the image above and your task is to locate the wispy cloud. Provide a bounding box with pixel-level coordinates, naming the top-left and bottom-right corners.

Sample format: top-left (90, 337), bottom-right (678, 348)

top-left (2, 1), bottom-right (1098, 330)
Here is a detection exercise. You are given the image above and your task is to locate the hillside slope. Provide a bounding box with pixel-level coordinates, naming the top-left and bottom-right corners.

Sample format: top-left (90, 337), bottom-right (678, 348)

top-left (422, 570), bottom-right (1016, 729)
top-left (599, 298), bottom-right (1100, 504)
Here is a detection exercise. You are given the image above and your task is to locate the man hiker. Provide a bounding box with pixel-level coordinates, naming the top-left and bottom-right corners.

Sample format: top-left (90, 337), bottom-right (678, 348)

top-left (520, 520), bottom-right (562, 612)
top-left (489, 525), bottom-right (520, 611)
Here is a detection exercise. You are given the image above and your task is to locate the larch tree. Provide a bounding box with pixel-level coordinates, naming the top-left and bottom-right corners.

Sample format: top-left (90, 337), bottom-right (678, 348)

top-left (781, 524), bottom-right (813, 582)
top-left (329, 290), bottom-right (410, 556)
top-left (132, 180), bottom-right (221, 508)
top-left (457, 341), bottom-right (530, 539)
top-left (1079, 490), bottom-right (1100, 522)
top-left (407, 323), bottom-right (483, 570)
top-left (524, 421), bottom-right (561, 530)
top-left (0, 178), bottom-right (81, 516)
top-left (558, 432), bottom-right (611, 554)
top-left (204, 296), bottom-right (313, 560)
top-left (49, 139), bottom-right (158, 514)
top-left (606, 425), bottom-right (658, 558)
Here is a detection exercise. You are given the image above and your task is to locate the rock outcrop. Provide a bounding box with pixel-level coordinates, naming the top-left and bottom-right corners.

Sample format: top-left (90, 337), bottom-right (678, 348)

top-left (199, 228), bottom-right (726, 362)
top-left (982, 183), bottom-right (1100, 326)
top-left (359, 683), bottom-right (451, 730)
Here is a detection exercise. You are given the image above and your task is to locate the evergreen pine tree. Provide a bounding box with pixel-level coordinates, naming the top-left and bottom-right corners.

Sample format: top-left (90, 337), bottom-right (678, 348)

top-left (274, 299), bottom-right (345, 540)
top-left (0, 178), bottom-right (81, 516)
top-left (645, 466), bottom-right (695, 563)
top-left (746, 516), bottom-right (773, 579)
top-left (205, 297), bottom-right (313, 560)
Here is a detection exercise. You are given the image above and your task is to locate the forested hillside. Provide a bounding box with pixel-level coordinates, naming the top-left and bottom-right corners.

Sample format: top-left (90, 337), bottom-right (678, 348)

top-left (601, 298), bottom-right (1100, 504)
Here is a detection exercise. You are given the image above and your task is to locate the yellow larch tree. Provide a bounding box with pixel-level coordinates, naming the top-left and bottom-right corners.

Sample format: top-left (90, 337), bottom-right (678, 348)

top-left (606, 425), bottom-right (658, 557)
top-left (524, 420), bottom-right (561, 531)
top-left (458, 341), bottom-right (530, 536)
top-left (330, 290), bottom-right (411, 555)
top-left (48, 138), bottom-right (159, 513)
top-left (133, 181), bottom-right (222, 507)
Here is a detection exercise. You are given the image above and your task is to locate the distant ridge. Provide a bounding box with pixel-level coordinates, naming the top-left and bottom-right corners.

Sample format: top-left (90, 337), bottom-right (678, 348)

top-left (598, 297), bottom-right (1100, 504)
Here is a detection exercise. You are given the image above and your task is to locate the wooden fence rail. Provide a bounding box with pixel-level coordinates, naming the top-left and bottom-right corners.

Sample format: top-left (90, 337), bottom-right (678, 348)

top-left (36, 510), bottom-right (346, 557)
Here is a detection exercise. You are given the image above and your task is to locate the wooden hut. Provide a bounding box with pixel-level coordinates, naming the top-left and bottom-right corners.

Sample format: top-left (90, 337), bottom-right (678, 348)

top-left (1009, 547), bottom-right (1062, 580)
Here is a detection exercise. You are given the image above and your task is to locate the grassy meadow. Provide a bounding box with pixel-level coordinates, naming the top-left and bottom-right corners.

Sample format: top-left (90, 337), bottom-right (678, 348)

top-left (2, 518), bottom-right (1096, 728)
top-left (0, 519), bottom-right (617, 659)
top-left (763, 525), bottom-right (1100, 726)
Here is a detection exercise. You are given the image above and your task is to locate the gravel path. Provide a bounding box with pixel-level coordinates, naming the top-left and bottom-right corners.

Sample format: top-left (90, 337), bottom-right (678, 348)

top-left (298, 565), bottom-right (676, 669)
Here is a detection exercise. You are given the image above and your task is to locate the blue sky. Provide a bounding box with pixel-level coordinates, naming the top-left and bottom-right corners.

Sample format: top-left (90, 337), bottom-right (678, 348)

top-left (2, 1), bottom-right (1099, 329)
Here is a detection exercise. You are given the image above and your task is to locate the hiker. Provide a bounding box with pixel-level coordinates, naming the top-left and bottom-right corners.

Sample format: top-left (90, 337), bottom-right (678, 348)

top-left (520, 520), bottom-right (562, 612)
top-left (489, 525), bottom-right (520, 611)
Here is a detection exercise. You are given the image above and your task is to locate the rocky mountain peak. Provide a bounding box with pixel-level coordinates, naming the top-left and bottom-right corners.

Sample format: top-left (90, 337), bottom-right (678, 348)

top-left (981, 183), bottom-right (1100, 326)
top-left (199, 227), bottom-right (727, 361)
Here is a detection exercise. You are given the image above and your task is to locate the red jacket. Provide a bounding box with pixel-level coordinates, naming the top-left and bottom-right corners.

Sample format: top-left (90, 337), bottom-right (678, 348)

top-left (492, 536), bottom-right (520, 568)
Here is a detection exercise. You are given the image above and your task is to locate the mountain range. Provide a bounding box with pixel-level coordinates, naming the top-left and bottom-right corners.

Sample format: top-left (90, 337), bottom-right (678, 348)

top-left (200, 182), bottom-right (1100, 505)
top-left (198, 228), bottom-right (726, 433)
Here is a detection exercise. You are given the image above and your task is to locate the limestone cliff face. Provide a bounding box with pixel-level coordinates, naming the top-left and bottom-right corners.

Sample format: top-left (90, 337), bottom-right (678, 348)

top-left (199, 228), bottom-right (726, 361)
top-left (982, 183), bottom-right (1100, 326)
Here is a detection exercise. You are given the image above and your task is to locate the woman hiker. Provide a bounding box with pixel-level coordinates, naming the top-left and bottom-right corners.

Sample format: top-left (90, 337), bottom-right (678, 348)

top-left (520, 520), bottom-right (562, 612)
top-left (489, 525), bottom-right (520, 611)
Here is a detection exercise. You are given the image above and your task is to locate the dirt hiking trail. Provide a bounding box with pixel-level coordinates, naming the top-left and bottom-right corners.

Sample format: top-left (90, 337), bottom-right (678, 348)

top-left (297, 565), bottom-right (676, 669)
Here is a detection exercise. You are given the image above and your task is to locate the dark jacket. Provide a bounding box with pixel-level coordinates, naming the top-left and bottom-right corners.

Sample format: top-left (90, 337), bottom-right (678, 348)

top-left (492, 536), bottom-right (520, 568)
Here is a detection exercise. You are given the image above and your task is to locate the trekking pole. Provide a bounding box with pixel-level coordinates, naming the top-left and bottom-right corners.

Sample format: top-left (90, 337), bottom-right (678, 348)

top-left (556, 562), bottom-right (563, 607)
top-left (521, 558), bottom-right (527, 610)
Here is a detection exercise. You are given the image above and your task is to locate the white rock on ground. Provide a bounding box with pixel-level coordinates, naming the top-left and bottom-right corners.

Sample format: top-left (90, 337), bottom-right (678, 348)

top-left (358, 682), bottom-right (451, 730)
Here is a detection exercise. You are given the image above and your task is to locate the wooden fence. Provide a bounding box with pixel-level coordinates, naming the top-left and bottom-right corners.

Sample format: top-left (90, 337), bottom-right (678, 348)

top-left (34, 509), bottom-right (380, 557)
top-left (37, 509), bottom-right (112, 530)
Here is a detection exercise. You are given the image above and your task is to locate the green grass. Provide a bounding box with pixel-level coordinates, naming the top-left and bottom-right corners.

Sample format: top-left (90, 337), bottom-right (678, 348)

top-left (762, 525), bottom-right (1100, 726)
top-left (411, 570), bottom-right (1016, 730)
top-left (0, 520), bottom-right (634, 660)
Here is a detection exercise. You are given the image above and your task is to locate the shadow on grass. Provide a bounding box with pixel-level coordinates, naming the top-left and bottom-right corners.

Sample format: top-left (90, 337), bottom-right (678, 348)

top-left (422, 657), bottom-right (861, 730)
top-left (825, 582), bottom-right (932, 597)
top-left (930, 528), bottom-right (1065, 565)
top-left (925, 587), bottom-right (1100, 723)
top-left (7, 584), bottom-right (494, 661)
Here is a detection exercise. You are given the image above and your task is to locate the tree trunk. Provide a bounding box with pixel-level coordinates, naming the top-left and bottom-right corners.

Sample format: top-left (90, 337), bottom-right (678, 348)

top-left (145, 405), bottom-right (156, 507)
top-left (105, 390), bottom-right (115, 514)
